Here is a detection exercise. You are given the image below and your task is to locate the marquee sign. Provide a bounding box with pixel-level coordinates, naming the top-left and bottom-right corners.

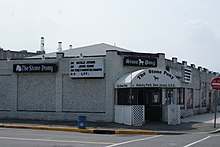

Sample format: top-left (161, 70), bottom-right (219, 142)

top-left (69, 58), bottom-right (104, 78)
top-left (13, 64), bottom-right (58, 73)
top-left (123, 56), bottom-right (157, 67)
top-left (115, 68), bottom-right (181, 88)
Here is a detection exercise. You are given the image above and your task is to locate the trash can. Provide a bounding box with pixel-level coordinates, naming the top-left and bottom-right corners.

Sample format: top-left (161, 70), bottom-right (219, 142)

top-left (78, 116), bottom-right (86, 129)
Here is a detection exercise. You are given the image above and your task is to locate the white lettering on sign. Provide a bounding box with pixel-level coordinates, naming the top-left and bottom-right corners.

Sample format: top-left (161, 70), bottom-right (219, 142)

top-left (123, 57), bottom-right (157, 67)
top-left (41, 65), bottom-right (54, 72)
top-left (126, 59), bottom-right (138, 65)
top-left (69, 58), bottom-right (104, 78)
top-left (14, 64), bottom-right (57, 73)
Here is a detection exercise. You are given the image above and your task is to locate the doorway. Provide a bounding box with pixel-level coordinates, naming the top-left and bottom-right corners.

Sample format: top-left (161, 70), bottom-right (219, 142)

top-left (144, 88), bottom-right (162, 121)
top-left (117, 88), bottom-right (162, 122)
top-left (132, 88), bottom-right (162, 121)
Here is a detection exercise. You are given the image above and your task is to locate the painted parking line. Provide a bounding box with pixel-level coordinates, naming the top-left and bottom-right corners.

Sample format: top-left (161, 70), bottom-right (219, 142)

top-left (106, 135), bottom-right (163, 147)
top-left (183, 136), bottom-right (211, 147)
top-left (0, 136), bottom-right (113, 145)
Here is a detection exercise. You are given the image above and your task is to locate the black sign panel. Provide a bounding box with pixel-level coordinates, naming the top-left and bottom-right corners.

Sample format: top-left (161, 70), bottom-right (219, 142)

top-left (13, 64), bottom-right (58, 73)
top-left (123, 57), bottom-right (157, 67)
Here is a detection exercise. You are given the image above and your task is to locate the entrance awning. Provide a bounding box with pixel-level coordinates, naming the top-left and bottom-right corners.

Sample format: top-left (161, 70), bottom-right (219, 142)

top-left (115, 68), bottom-right (181, 88)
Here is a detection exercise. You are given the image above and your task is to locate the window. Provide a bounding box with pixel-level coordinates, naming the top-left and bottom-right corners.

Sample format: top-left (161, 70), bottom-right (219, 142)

top-left (201, 83), bottom-right (207, 107)
top-left (177, 88), bottom-right (185, 105)
top-left (117, 88), bottom-right (141, 105)
top-left (152, 92), bottom-right (160, 103)
top-left (186, 88), bottom-right (193, 109)
top-left (207, 91), bottom-right (211, 112)
top-left (117, 89), bottom-right (130, 105)
top-left (164, 89), bottom-right (174, 105)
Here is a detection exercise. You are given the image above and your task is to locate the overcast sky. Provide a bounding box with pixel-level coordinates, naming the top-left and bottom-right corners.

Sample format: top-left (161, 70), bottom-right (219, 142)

top-left (0, 0), bottom-right (220, 72)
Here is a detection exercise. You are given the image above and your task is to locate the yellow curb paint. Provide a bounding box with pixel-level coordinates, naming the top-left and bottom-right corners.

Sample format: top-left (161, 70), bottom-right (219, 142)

top-left (115, 129), bottom-right (157, 135)
top-left (3, 124), bottom-right (157, 135)
top-left (3, 124), bottom-right (93, 133)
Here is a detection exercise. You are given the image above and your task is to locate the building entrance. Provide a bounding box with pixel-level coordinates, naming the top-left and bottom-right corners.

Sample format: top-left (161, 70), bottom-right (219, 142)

top-left (135, 88), bottom-right (162, 121)
top-left (144, 88), bottom-right (162, 121)
top-left (117, 88), bottom-right (162, 122)
top-left (115, 68), bottom-right (181, 123)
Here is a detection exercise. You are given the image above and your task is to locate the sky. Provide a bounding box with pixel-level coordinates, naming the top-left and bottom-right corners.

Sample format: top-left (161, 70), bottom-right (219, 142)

top-left (0, 0), bottom-right (220, 72)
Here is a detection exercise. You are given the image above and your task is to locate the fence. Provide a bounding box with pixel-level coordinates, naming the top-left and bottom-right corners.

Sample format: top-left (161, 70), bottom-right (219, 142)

top-left (115, 105), bottom-right (145, 126)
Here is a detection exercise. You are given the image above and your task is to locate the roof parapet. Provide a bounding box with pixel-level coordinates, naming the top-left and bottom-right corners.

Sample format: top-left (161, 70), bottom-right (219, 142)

top-left (172, 57), bottom-right (177, 63)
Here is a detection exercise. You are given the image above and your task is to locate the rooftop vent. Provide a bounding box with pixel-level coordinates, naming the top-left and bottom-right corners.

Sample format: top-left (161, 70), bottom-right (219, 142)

top-left (198, 66), bottom-right (202, 71)
top-left (40, 37), bottom-right (45, 52)
top-left (58, 42), bottom-right (62, 52)
top-left (182, 61), bottom-right (187, 66)
top-left (69, 45), bottom-right (72, 49)
top-left (172, 57), bottom-right (177, 63)
top-left (191, 64), bottom-right (195, 68)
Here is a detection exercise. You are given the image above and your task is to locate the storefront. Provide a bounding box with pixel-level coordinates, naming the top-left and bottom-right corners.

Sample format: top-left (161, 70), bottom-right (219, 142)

top-left (0, 43), bottom-right (218, 123)
top-left (115, 68), bottom-right (181, 122)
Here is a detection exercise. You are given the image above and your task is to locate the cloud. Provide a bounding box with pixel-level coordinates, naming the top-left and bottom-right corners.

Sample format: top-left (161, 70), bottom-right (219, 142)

top-left (181, 19), bottom-right (220, 72)
top-left (183, 19), bottom-right (218, 47)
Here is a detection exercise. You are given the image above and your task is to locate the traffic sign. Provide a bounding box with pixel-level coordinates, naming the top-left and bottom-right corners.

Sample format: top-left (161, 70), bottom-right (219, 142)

top-left (211, 77), bottom-right (220, 90)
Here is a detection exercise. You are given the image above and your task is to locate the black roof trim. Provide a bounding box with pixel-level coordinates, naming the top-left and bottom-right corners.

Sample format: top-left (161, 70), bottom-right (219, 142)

top-left (0, 55), bottom-right (106, 61)
top-left (116, 51), bottom-right (163, 57)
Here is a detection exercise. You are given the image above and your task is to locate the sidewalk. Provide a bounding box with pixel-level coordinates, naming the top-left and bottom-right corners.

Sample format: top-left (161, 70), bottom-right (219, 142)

top-left (0, 112), bottom-right (220, 135)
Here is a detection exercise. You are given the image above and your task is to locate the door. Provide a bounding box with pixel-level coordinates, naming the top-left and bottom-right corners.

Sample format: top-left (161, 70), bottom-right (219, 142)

top-left (145, 89), bottom-right (162, 122)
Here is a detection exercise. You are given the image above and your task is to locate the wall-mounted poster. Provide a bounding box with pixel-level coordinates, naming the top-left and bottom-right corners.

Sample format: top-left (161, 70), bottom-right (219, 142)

top-left (69, 58), bottom-right (104, 78)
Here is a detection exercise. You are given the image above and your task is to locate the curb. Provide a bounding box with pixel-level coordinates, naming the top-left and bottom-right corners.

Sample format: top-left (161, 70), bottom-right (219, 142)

top-left (1, 124), bottom-right (93, 133)
top-left (210, 128), bottom-right (220, 134)
top-left (115, 129), bottom-right (157, 135)
top-left (156, 131), bottom-right (187, 135)
top-left (0, 124), bottom-right (186, 135)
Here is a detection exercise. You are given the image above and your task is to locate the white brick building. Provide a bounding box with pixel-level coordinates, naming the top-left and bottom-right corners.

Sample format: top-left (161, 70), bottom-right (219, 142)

top-left (0, 43), bottom-right (218, 123)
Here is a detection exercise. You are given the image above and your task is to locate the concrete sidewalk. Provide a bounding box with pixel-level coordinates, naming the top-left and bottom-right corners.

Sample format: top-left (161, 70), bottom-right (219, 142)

top-left (0, 112), bottom-right (220, 135)
top-left (181, 112), bottom-right (220, 124)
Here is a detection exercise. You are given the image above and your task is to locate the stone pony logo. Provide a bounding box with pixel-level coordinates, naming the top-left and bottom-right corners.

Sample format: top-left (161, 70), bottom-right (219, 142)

top-left (16, 65), bottom-right (22, 72)
top-left (153, 76), bottom-right (159, 81)
top-left (138, 59), bottom-right (144, 66)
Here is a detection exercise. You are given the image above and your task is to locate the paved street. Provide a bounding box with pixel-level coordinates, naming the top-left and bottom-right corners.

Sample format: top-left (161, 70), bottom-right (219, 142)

top-left (0, 112), bottom-right (220, 146)
top-left (1, 112), bottom-right (220, 134)
top-left (0, 127), bottom-right (220, 147)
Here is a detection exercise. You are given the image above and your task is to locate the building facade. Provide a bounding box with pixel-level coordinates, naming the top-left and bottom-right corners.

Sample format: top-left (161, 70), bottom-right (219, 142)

top-left (0, 47), bottom-right (44, 60)
top-left (0, 43), bottom-right (218, 123)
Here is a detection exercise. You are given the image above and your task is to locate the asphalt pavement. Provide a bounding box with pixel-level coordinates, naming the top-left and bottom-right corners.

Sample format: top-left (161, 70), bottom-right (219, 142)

top-left (0, 112), bottom-right (220, 135)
